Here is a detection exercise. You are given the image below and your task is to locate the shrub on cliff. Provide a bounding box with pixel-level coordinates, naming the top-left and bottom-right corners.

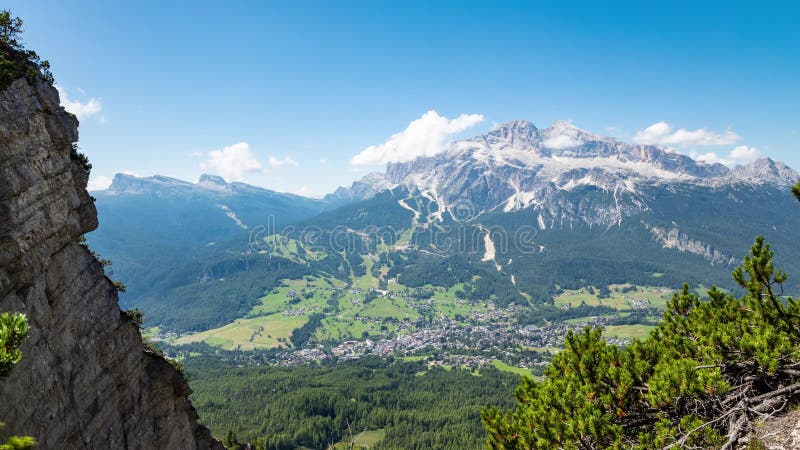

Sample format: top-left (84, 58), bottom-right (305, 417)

top-left (0, 312), bottom-right (35, 450)
top-left (0, 313), bottom-right (27, 379)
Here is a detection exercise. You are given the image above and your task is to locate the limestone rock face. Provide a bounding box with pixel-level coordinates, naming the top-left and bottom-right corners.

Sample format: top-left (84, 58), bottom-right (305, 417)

top-left (0, 76), bottom-right (223, 449)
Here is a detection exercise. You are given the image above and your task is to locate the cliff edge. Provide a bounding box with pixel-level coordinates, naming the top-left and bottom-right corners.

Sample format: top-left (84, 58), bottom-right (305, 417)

top-left (0, 73), bottom-right (223, 449)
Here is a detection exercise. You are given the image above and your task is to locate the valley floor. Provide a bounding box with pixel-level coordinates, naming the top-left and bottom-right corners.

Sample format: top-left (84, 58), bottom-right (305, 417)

top-left (156, 281), bottom-right (675, 385)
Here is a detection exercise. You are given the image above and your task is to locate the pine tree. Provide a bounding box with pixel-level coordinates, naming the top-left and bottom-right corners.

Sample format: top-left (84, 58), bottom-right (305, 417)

top-left (0, 9), bottom-right (53, 90)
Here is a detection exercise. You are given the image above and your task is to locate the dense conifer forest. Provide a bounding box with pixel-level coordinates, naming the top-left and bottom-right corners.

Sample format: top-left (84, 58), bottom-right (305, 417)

top-left (185, 356), bottom-right (519, 450)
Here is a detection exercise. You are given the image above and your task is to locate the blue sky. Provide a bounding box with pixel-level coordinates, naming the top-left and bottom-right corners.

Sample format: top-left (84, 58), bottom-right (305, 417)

top-left (7, 0), bottom-right (800, 196)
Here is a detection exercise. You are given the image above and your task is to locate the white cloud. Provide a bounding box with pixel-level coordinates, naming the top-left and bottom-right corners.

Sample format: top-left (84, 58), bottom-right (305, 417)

top-left (729, 145), bottom-right (760, 163)
top-left (633, 121), bottom-right (670, 144)
top-left (87, 174), bottom-right (112, 191)
top-left (351, 110), bottom-right (485, 166)
top-left (121, 169), bottom-right (139, 176)
top-left (55, 85), bottom-right (103, 120)
top-left (690, 145), bottom-right (761, 167)
top-left (268, 156), bottom-right (299, 168)
top-left (633, 121), bottom-right (739, 146)
top-left (319, 158), bottom-right (329, 164)
top-left (201, 142), bottom-right (263, 181)
top-left (542, 135), bottom-right (582, 149)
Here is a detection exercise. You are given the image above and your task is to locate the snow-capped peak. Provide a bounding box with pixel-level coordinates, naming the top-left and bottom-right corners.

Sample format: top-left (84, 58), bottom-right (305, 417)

top-left (493, 119), bottom-right (538, 132)
top-left (335, 120), bottom-right (795, 226)
top-left (482, 120), bottom-right (539, 148)
top-left (540, 120), bottom-right (610, 150)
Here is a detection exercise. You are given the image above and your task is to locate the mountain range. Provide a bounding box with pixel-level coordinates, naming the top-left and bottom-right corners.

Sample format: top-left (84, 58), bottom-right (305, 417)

top-left (87, 120), bottom-right (800, 333)
top-left (333, 120), bottom-right (797, 227)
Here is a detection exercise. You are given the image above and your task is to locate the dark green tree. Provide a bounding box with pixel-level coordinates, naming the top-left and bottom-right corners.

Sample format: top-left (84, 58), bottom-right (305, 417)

top-left (0, 9), bottom-right (53, 89)
top-left (0, 10), bottom-right (22, 47)
top-left (223, 430), bottom-right (241, 450)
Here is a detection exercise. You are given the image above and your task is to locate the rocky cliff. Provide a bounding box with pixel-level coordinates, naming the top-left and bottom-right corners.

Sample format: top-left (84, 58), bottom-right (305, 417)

top-left (0, 74), bottom-right (223, 449)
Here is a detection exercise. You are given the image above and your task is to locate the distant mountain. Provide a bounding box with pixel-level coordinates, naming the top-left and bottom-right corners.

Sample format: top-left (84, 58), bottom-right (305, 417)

top-left (324, 172), bottom-right (397, 205)
top-left (334, 120), bottom-right (797, 228)
top-left (87, 173), bottom-right (328, 322)
top-left (95, 173), bottom-right (327, 243)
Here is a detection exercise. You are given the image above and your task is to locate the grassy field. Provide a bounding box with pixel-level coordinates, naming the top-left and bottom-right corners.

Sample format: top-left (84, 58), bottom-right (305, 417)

top-left (602, 324), bottom-right (656, 341)
top-left (361, 297), bottom-right (419, 320)
top-left (315, 316), bottom-right (374, 342)
top-left (175, 313), bottom-right (306, 350)
top-left (251, 277), bottom-right (339, 316)
top-left (333, 429), bottom-right (386, 449)
top-left (553, 284), bottom-right (674, 311)
top-left (173, 275), bottom-right (346, 350)
top-left (491, 360), bottom-right (539, 378)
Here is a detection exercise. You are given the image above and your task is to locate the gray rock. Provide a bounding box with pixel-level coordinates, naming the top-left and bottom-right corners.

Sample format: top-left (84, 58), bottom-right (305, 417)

top-left (0, 77), bottom-right (223, 449)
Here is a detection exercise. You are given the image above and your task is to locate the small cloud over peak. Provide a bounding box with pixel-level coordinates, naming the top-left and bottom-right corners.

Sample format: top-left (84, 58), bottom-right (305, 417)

top-left (690, 145), bottom-right (761, 167)
top-left (351, 110), bottom-right (484, 166)
top-left (634, 121), bottom-right (739, 147)
top-left (200, 142), bottom-right (263, 181)
top-left (729, 145), bottom-right (760, 164)
top-left (542, 135), bottom-right (582, 149)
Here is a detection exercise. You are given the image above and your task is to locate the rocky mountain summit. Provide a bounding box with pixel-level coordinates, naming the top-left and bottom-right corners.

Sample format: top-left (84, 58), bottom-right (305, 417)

top-left (96, 172), bottom-right (326, 232)
top-left (0, 74), bottom-right (222, 447)
top-left (106, 171), bottom-right (318, 199)
top-left (338, 120), bottom-right (798, 228)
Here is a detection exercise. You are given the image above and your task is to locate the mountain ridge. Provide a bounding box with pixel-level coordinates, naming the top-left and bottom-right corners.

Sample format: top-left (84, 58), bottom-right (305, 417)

top-left (335, 120), bottom-right (797, 228)
top-left (104, 172), bottom-right (324, 200)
